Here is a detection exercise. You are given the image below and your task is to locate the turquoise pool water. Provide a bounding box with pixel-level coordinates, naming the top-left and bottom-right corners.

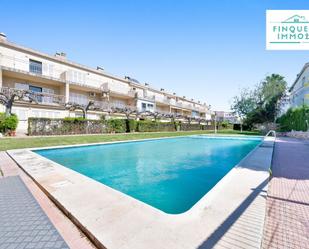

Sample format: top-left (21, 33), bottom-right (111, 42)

top-left (35, 136), bottom-right (261, 214)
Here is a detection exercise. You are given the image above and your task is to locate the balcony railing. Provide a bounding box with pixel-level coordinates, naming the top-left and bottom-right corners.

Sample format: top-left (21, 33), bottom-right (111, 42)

top-left (0, 54), bottom-right (104, 90)
top-left (134, 92), bottom-right (155, 101)
top-left (101, 83), bottom-right (136, 98)
top-left (1, 87), bottom-right (65, 106)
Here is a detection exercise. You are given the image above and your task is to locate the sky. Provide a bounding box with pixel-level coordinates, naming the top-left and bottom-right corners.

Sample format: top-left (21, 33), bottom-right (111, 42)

top-left (1, 0), bottom-right (309, 111)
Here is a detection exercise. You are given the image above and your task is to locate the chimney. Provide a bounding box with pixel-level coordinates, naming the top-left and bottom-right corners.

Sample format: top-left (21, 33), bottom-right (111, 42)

top-left (97, 66), bottom-right (104, 72)
top-left (0, 33), bottom-right (7, 42)
top-left (55, 52), bottom-right (67, 59)
top-left (160, 88), bottom-right (165, 91)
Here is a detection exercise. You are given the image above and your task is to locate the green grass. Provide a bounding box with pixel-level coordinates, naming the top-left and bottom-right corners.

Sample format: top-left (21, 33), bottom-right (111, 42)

top-left (1, 129), bottom-right (261, 151)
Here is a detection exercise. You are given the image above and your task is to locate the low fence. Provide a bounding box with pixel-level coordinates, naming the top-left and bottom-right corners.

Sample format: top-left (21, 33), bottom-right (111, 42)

top-left (28, 118), bottom-right (214, 136)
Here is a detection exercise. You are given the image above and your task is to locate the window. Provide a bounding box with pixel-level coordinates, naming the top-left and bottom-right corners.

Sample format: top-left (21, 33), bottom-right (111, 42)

top-left (29, 59), bottom-right (42, 74)
top-left (29, 85), bottom-right (43, 102)
top-left (142, 103), bottom-right (147, 111)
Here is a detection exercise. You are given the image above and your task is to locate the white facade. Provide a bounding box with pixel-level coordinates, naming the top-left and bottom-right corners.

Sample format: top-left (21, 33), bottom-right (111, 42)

top-left (0, 33), bottom-right (212, 133)
top-left (289, 63), bottom-right (309, 109)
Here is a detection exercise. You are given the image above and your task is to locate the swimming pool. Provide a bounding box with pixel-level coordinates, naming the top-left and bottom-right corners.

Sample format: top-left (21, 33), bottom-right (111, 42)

top-left (34, 136), bottom-right (261, 214)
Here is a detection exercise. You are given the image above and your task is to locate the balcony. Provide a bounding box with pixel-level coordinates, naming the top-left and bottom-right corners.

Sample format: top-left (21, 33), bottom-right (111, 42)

top-left (101, 83), bottom-right (136, 98)
top-left (0, 54), bottom-right (104, 91)
top-left (156, 96), bottom-right (171, 105)
top-left (1, 87), bottom-right (65, 106)
top-left (134, 92), bottom-right (155, 102)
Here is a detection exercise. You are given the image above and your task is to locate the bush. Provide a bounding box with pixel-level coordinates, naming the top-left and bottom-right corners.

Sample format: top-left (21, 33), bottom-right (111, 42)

top-left (276, 105), bottom-right (309, 131)
top-left (28, 117), bottom-right (107, 135)
top-left (221, 121), bottom-right (229, 129)
top-left (0, 113), bottom-right (19, 133)
top-left (233, 123), bottom-right (251, 131)
top-left (63, 117), bottom-right (86, 122)
top-left (107, 119), bottom-right (127, 133)
top-left (180, 123), bottom-right (202, 131)
top-left (127, 119), bottom-right (137, 132)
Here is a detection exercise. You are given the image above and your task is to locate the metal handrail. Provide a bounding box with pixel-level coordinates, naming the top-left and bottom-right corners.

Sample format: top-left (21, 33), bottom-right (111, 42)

top-left (265, 130), bottom-right (276, 138)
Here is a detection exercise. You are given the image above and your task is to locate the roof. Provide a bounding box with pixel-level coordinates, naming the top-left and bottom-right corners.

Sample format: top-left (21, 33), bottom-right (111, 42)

top-left (0, 37), bottom-right (209, 108)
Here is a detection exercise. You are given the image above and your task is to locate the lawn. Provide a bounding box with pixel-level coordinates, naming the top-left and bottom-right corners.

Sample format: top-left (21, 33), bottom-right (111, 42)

top-left (0, 129), bottom-right (260, 151)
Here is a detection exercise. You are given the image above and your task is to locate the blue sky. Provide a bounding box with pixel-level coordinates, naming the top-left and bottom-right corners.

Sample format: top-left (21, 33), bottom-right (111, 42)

top-left (2, 0), bottom-right (309, 110)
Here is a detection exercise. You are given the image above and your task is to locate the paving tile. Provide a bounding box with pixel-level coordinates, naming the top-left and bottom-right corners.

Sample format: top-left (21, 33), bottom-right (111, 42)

top-left (262, 138), bottom-right (309, 249)
top-left (0, 176), bottom-right (69, 249)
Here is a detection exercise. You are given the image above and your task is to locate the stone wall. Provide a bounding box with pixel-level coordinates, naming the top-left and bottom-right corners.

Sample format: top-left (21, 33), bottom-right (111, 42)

top-left (277, 131), bottom-right (309, 139)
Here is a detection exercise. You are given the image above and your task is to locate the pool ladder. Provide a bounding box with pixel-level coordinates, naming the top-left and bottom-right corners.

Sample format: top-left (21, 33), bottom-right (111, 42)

top-left (265, 130), bottom-right (276, 138)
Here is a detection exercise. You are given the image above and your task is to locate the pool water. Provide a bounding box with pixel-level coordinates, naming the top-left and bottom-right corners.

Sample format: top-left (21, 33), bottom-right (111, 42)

top-left (35, 136), bottom-right (261, 214)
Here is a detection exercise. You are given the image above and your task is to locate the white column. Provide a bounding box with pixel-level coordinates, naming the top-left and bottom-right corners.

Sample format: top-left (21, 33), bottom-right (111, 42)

top-left (65, 83), bottom-right (70, 103)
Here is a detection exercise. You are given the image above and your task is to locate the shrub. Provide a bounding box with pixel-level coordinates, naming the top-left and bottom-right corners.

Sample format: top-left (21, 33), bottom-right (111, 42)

top-left (0, 113), bottom-right (19, 133)
top-left (63, 117), bottom-right (86, 122)
top-left (180, 123), bottom-right (201, 131)
top-left (28, 117), bottom-right (107, 135)
top-left (107, 119), bottom-right (127, 133)
top-left (221, 121), bottom-right (229, 129)
top-left (276, 105), bottom-right (309, 131)
top-left (127, 119), bottom-right (137, 132)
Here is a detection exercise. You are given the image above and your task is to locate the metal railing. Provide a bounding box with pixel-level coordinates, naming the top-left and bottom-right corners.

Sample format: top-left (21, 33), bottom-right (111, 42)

top-left (0, 87), bottom-right (65, 105)
top-left (265, 130), bottom-right (276, 138)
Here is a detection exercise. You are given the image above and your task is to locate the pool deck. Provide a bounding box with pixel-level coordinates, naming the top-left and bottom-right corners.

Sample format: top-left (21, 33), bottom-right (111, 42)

top-left (262, 137), bottom-right (309, 248)
top-left (0, 175), bottom-right (69, 249)
top-left (6, 136), bottom-right (274, 249)
top-left (0, 152), bottom-right (96, 249)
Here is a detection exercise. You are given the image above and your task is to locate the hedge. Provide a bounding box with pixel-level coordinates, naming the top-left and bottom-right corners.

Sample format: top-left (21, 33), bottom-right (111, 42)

top-left (28, 117), bottom-right (108, 135)
top-left (137, 121), bottom-right (176, 132)
top-left (276, 105), bottom-right (309, 131)
top-left (27, 117), bottom-right (213, 136)
top-left (106, 119), bottom-right (127, 133)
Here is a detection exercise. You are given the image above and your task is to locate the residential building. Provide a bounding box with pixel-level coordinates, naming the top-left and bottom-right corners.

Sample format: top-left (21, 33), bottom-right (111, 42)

top-left (0, 33), bottom-right (212, 133)
top-left (215, 111), bottom-right (239, 124)
top-left (289, 63), bottom-right (309, 109)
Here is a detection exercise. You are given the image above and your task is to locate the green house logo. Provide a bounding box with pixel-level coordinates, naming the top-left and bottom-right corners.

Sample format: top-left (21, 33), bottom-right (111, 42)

top-left (266, 10), bottom-right (309, 49)
top-left (282, 14), bottom-right (309, 23)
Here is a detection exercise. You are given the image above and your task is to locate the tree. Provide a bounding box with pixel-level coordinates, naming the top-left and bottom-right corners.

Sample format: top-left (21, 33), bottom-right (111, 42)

top-left (231, 88), bottom-right (257, 120)
top-left (65, 101), bottom-right (96, 119)
top-left (231, 74), bottom-right (287, 129)
top-left (231, 88), bottom-right (257, 130)
top-left (0, 88), bottom-right (37, 116)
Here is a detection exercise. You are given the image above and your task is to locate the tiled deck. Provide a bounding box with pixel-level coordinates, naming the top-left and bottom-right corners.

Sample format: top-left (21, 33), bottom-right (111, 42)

top-left (262, 137), bottom-right (309, 248)
top-left (0, 152), bottom-right (96, 249)
top-left (0, 176), bottom-right (69, 249)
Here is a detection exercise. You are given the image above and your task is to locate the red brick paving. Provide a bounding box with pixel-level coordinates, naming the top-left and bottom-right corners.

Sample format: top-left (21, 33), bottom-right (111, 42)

top-left (262, 138), bottom-right (309, 249)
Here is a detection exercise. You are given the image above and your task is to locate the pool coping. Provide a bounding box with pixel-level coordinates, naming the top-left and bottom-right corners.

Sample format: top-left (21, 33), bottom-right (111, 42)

top-left (7, 135), bottom-right (274, 249)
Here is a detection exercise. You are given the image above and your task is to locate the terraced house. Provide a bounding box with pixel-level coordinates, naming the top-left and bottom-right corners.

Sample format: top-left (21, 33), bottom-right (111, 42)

top-left (0, 33), bottom-right (212, 133)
